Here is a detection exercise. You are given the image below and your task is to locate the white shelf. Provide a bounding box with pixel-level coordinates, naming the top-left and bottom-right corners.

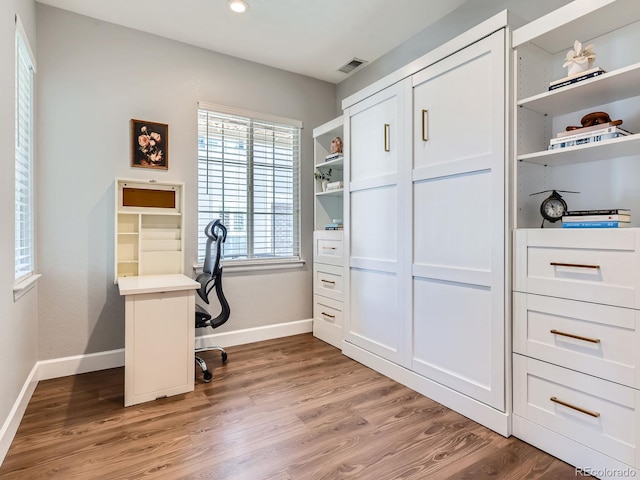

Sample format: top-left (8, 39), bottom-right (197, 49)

top-left (517, 133), bottom-right (640, 166)
top-left (518, 62), bottom-right (640, 115)
top-left (315, 156), bottom-right (344, 168)
top-left (316, 189), bottom-right (343, 197)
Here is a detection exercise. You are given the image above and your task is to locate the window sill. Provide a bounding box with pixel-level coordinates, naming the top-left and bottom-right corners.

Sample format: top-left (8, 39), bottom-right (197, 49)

top-left (13, 273), bottom-right (42, 302)
top-left (193, 258), bottom-right (306, 274)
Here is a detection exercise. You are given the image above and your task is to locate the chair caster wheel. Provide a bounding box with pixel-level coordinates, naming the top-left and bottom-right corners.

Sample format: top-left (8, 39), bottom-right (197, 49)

top-left (203, 371), bottom-right (212, 382)
top-left (221, 352), bottom-right (228, 363)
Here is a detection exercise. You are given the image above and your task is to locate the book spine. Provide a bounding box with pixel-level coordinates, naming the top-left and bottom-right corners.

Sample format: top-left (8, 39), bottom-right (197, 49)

top-left (548, 133), bottom-right (618, 150)
top-left (556, 123), bottom-right (630, 138)
top-left (548, 70), bottom-right (604, 90)
top-left (549, 127), bottom-right (619, 145)
top-left (561, 221), bottom-right (628, 228)
top-left (562, 214), bottom-right (630, 222)
top-left (565, 209), bottom-right (630, 215)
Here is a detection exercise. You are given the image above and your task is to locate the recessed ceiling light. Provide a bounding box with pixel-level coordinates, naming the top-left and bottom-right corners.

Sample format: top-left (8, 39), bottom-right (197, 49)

top-left (227, 0), bottom-right (249, 13)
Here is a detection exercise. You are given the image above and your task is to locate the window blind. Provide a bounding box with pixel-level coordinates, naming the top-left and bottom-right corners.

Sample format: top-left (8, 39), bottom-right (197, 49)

top-left (197, 105), bottom-right (301, 262)
top-left (15, 19), bottom-right (35, 282)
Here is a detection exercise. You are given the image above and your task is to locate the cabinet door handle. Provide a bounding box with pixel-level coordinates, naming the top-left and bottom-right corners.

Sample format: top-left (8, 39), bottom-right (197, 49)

top-left (384, 123), bottom-right (390, 152)
top-left (321, 279), bottom-right (336, 285)
top-left (321, 312), bottom-right (335, 319)
top-left (550, 262), bottom-right (600, 269)
top-left (421, 109), bottom-right (429, 142)
top-left (550, 396), bottom-right (600, 418)
top-left (550, 329), bottom-right (600, 344)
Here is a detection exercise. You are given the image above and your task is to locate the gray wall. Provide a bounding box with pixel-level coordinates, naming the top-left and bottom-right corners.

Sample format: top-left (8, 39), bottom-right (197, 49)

top-left (35, 4), bottom-right (337, 360)
top-left (0, 0), bottom-right (37, 453)
top-left (337, 0), bottom-right (573, 105)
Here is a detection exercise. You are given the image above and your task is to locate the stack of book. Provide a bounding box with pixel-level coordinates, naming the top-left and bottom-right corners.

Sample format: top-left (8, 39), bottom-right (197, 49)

top-left (562, 209), bottom-right (631, 228)
top-left (548, 67), bottom-right (605, 91)
top-left (325, 153), bottom-right (343, 162)
top-left (548, 124), bottom-right (631, 150)
top-left (325, 219), bottom-right (343, 230)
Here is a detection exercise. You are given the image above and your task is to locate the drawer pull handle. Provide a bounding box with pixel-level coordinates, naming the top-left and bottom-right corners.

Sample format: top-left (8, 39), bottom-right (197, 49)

top-left (321, 312), bottom-right (335, 319)
top-left (550, 396), bottom-right (600, 418)
top-left (322, 247), bottom-right (337, 250)
top-left (550, 262), bottom-right (600, 269)
top-left (384, 123), bottom-right (390, 152)
top-left (321, 279), bottom-right (336, 285)
top-left (550, 329), bottom-right (601, 344)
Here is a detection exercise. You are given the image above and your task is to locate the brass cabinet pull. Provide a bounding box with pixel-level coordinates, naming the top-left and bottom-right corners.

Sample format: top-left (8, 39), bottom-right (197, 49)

top-left (550, 262), bottom-right (600, 269)
top-left (321, 312), bottom-right (335, 319)
top-left (384, 123), bottom-right (390, 152)
top-left (550, 396), bottom-right (600, 418)
top-left (421, 109), bottom-right (429, 142)
top-left (550, 329), bottom-right (600, 344)
top-left (321, 279), bottom-right (335, 284)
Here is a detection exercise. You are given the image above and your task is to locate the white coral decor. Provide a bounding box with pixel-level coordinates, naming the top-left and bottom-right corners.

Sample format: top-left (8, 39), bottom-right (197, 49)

top-left (563, 40), bottom-right (596, 69)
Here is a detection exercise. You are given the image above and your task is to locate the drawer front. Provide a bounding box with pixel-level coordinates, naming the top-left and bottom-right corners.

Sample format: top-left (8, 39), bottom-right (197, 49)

top-left (514, 229), bottom-right (640, 308)
top-left (514, 292), bottom-right (640, 388)
top-left (313, 295), bottom-right (343, 327)
top-left (314, 263), bottom-right (344, 301)
top-left (513, 355), bottom-right (639, 467)
top-left (314, 230), bottom-right (344, 266)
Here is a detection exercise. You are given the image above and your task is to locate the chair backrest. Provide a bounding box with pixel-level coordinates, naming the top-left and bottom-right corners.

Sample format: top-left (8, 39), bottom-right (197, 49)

top-left (196, 219), bottom-right (227, 304)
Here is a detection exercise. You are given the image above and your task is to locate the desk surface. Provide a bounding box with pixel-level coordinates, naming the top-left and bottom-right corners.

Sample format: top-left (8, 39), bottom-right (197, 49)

top-left (117, 274), bottom-right (199, 296)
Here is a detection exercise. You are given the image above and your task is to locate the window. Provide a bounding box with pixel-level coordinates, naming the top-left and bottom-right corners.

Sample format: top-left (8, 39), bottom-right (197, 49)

top-left (197, 103), bottom-right (301, 264)
top-left (15, 17), bottom-right (36, 284)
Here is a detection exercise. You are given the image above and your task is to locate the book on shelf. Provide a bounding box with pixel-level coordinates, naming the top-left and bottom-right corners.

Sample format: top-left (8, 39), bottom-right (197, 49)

top-left (325, 223), bottom-right (344, 230)
top-left (556, 122), bottom-right (631, 138)
top-left (564, 208), bottom-right (630, 216)
top-left (548, 130), bottom-right (628, 150)
top-left (562, 214), bottom-right (631, 222)
top-left (548, 67), bottom-right (605, 91)
top-left (561, 221), bottom-right (630, 228)
top-left (549, 126), bottom-right (629, 145)
top-left (325, 180), bottom-right (343, 191)
top-left (325, 153), bottom-right (343, 162)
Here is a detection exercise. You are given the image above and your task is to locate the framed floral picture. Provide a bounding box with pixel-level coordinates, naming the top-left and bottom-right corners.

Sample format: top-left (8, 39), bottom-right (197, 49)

top-left (131, 119), bottom-right (168, 170)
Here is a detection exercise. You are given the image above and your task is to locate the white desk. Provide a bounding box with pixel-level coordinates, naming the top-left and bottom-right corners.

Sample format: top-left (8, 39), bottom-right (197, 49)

top-left (117, 274), bottom-right (199, 407)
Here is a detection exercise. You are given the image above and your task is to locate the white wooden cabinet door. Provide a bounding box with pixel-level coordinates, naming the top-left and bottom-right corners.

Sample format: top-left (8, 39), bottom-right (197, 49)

top-left (411, 31), bottom-right (506, 409)
top-left (345, 79), bottom-right (412, 367)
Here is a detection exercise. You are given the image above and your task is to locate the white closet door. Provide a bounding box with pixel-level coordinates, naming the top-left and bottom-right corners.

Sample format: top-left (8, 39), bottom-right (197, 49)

top-left (345, 79), bottom-right (411, 367)
top-left (411, 31), bottom-right (506, 409)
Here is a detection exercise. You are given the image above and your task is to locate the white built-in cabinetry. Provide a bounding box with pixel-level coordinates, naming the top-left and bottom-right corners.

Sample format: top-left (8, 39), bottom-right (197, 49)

top-left (342, 12), bottom-right (510, 434)
top-left (312, 118), bottom-right (345, 349)
top-left (512, 0), bottom-right (640, 477)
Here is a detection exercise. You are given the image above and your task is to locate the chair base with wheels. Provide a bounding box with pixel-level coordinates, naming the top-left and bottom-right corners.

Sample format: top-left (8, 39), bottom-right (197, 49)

top-left (195, 304), bottom-right (228, 382)
top-left (194, 219), bottom-right (231, 383)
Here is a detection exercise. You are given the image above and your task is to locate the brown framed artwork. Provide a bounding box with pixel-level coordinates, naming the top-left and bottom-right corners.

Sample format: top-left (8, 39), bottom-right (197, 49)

top-left (131, 119), bottom-right (168, 170)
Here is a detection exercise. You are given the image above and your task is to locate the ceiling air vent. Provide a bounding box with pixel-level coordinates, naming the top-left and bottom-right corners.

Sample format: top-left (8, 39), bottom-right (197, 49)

top-left (338, 58), bottom-right (368, 74)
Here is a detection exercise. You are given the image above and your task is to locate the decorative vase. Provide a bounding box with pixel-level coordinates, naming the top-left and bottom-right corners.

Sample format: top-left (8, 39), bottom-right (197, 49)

top-left (321, 180), bottom-right (329, 192)
top-left (567, 58), bottom-right (594, 76)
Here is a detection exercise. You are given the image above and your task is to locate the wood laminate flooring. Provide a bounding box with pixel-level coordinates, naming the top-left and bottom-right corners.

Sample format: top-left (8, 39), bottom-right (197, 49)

top-left (0, 334), bottom-right (586, 479)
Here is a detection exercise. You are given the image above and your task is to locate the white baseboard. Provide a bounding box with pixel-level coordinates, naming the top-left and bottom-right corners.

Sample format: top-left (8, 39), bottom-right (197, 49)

top-left (0, 319), bottom-right (313, 467)
top-left (195, 318), bottom-right (313, 350)
top-left (0, 364), bottom-right (38, 466)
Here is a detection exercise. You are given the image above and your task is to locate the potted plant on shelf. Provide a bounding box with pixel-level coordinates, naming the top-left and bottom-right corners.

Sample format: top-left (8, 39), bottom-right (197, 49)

top-left (314, 168), bottom-right (332, 192)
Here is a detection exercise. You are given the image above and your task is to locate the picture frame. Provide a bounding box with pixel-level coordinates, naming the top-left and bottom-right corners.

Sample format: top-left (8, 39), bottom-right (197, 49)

top-left (130, 119), bottom-right (169, 170)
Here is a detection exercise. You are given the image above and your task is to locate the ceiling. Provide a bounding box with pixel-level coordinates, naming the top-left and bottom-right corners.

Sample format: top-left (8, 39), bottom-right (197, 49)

top-left (35, 0), bottom-right (467, 84)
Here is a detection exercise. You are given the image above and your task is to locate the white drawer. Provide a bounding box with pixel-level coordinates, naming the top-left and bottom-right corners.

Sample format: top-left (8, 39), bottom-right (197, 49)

top-left (514, 228), bottom-right (640, 308)
top-left (313, 295), bottom-right (343, 327)
top-left (513, 355), bottom-right (640, 468)
top-left (314, 230), bottom-right (343, 266)
top-left (514, 292), bottom-right (640, 388)
top-left (313, 263), bottom-right (344, 301)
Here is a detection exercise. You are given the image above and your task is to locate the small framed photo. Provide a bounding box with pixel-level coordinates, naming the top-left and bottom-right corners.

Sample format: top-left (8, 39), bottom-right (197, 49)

top-left (131, 119), bottom-right (168, 170)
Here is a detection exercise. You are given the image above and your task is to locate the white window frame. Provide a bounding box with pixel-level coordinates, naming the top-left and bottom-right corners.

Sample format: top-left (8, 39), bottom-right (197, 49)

top-left (196, 102), bottom-right (304, 271)
top-left (14, 15), bottom-right (40, 300)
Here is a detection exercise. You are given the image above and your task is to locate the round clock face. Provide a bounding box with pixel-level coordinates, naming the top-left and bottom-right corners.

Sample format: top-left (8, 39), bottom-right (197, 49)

top-left (541, 197), bottom-right (567, 222)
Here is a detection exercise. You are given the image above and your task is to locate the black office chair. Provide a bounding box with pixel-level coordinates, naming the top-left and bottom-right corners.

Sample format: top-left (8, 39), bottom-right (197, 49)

top-left (195, 219), bottom-right (231, 382)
